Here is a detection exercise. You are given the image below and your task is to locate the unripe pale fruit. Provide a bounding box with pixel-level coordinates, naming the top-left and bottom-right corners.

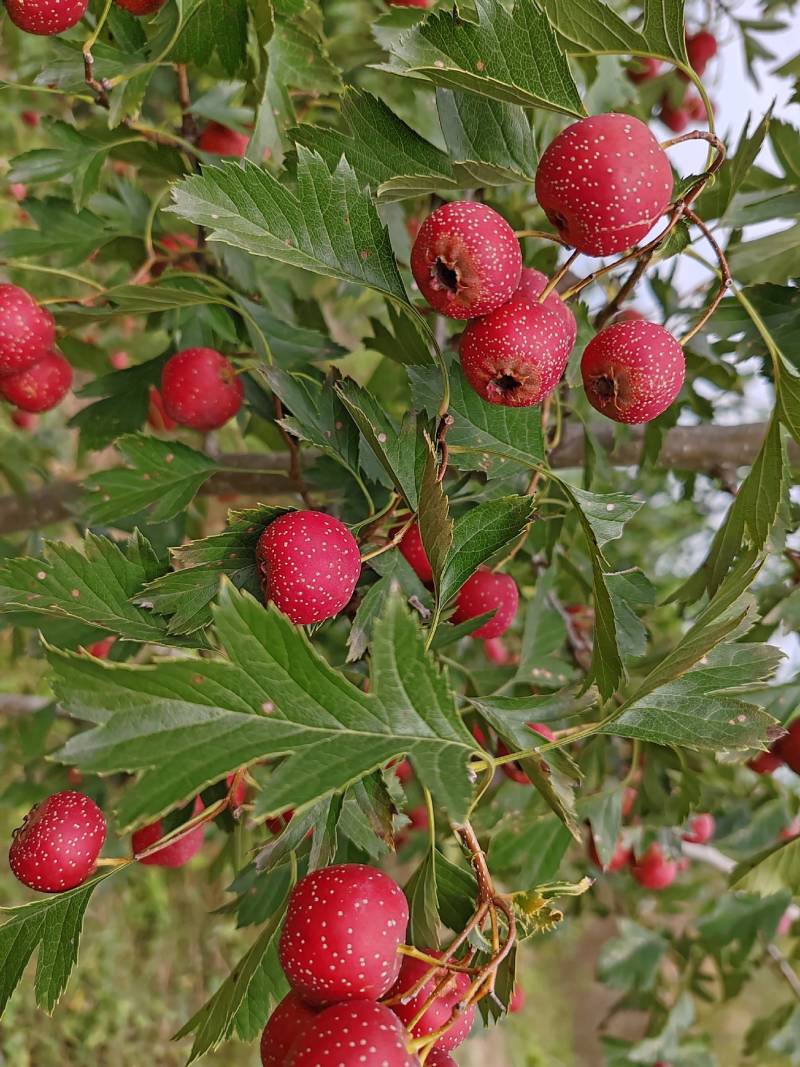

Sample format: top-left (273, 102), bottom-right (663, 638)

top-left (0, 351), bottom-right (72, 412)
top-left (581, 320), bottom-right (685, 424)
top-left (683, 813), bottom-right (715, 844)
top-left (5, 0), bottom-right (88, 34)
top-left (256, 510), bottom-right (361, 625)
top-left (773, 719), bottom-right (800, 774)
top-left (0, 284), bottom-right (56, 377)
top-left (286, 1002), bottom-right (419, 1066)
top-left (388, 950), bottom-right (476, 1051)
top-left (627, 56), bottom-right (662, 83)
top-left (515, 267), bottom-right (578, 349)
top-left (397, 521), bottom-right (433, 584)
top-left (160, 347), bottom-right (243, 430)
top-left (9, 791), bottom-right (106, 893)
top-left (535, 114), bottom-right (674, 256)
top-left (451, 569), bottom-right (518, 639)
top-left (260, 991), bottom-right (319, 1067)
top-left (410, 201), bottom-right (522, 320)
top-left (132, 797), bottom-right (205, 867)
top-left (278, 863), bottom-right (409, 1005)
top-left (114, 0), bottom-right (166, 13)
top-left (459, 294), bottom-right (574, 407)
top-left (631, 843), bottom-right (678, 890)
top-left (197, 122), bottom-right (250, 157)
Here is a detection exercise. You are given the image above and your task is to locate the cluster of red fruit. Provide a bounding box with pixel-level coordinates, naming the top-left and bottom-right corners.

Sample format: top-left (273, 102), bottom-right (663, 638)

top-left (588, 785), bottom-right (717, 891)
top-left (629, 31), bottom-right (718, 133)
top-left (260, 862), bottom-right (475, 1065)
top-left (410, 113), bottom-right (686, 424)
top-left (0, 283), bottom-right (72, 414)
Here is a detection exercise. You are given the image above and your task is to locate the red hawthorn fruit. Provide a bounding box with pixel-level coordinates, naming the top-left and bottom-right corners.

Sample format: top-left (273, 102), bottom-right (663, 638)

top-left (581, 320), bottom-right (685, 424)
top-left (8, 182), bottom-right (27, 202)
top-left (114, 0), bottom-right (166, 13)
top-left (779, 818), bottom-right (800, 842)
top-left (197, 122), bottom-right (250, 157)
top-left (509, 985), bottom-right (525, 1013)
top-left (685, 30), bottom-right (718, 76)
top-left (683, 813), bottom-right (715, 844)
top-left (631, 843), bottom-right (678, 890)
top-left (9, 791), bottom-right (106, 893)
top-left (266, 809), bottom-right (295, 835)
top-left (565, 602), bottom-right (594, 637)
top-left (685, 94), bottom-right (706, 121)
top-left (397, 520), bottom-right (433, 584)
top-left (410, 201), bottom-right (522, 320)
top-left (146, 385), bottom-right (177, 431)
top-left (153, 232), bottom-right (199, 277)
top-left (610, 308), bottom-right (645, 325)
top-left (388, 950), bottom-right (476, 1051)
top-left (160, 347), bottom-right (243, 430)
top-left (10, 409), bottom-right (37, 430)
top-left (0, 350), bottom-right (73, 412)
top-left (286, 1002), bottom-right (419, 1066)
top-left (426, 1053), bottom-right (457, 1067)
top-left (659, 100), bottom-right (690, 133)
top-left (588, 834), bottom-right (632, 872)
top-left (499, 722), bottom-right (555, 784)
top-left (622, 785), bottom-right (638, 818)
top-left (515, 266), bottom-right (578, 349)
top-left (260, 991), bottom-right (320, 1067)
top-left (483, 636), bottom-right (510, 665)
top-left (87, 636), bottom-right (116, 659)
top-left (387, 0), bottom-right (430, 6)
top-left (535, 113), bottom-right (674, 256)
top-left (772, 719), bottom-right (800, 774)
top-left (256, 510), bottom-right (362, 625)
top-left (392, 759), bottom-right (413, 783)
top-left (451, 569), bottom-right (519, 639)
top-left (459, 291), bottom-right (575, 407)
top-left (397, 804), bottom-right (429, 847)
top-left (21, 110), bottom-right (40, 127)
top-left (109, 350), bottom-right (130, 370)
top-left (627, 56), bottom-right (662, 83)
top-left (748, 750), bottom-right (783, 774)
top-left (0, 284), bottom-right (56, 377)
top-left (278, 863), bottom-right (409, 1005)
top-left (5, 0), bottom-right (88, 34)
top-left (132, 797), bottom-right (205, 867)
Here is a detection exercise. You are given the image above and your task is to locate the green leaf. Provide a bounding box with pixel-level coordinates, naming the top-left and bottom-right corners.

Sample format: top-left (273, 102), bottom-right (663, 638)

top-left (597, 919), bottom-right (668, 993)
top-left (405, 850), bottom-right (441, 949)
top-left (728, 223), bottom-right (800, 284)
top-left (168, 150), bottom-right (412, 310)
top-left (69, 357), bottom-right (164, 453)
top-left (439, 495), bottom-right (536, 606)
top-left (0, 531), bottom-right (175, 648)
top-left (369, 304), bottom-right (434, 368)
top-left (171, 0), bottom-right (249, 76)
top-left (265, 368), bottom-right (361, 480)
top-left (387, 0), bottom-right (584, 117)
top-left (268, 3), bottom-right (343, 96)
top-left (537, 0), bottom-right (646, 56)
top-left (673, 418), bottom-right (785, 603)
top-left (336, 379), bottom-right (424, 508)
top-left (437, 88), bottom-right (537, 186)
top-left (731, 836), bottom-right (800, 897)
top-left (83, 434), bottom-right (219, 526)
top-left (138, 504), bottom-right (289, 634)
top-left (583, 789), bottom-right (623, 869)
top-left (51, 585), bottom-right (476, 828)
top-left (697, 108), bottom-right (772, 222)
top-left (174, 906), bottom-right (287, 1062)
top-left (418, 435), bottom-right (454, 596)
top-left (562, 486), bottom-right (643, 549)
top-left (601, 643), bottom-right (783, 752)
top-left (409, 362), bottom-right (545, 479)
top-left (0, 869), bottom-right (117, 1018)
top-left (292, 88), bottom-right (456, 202)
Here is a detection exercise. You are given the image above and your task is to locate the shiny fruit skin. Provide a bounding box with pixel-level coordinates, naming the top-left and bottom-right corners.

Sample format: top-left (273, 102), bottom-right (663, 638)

top-left (397, 521), bottom-right (433, 584)
top-left (535, 113), bottom-right (673, 256)
top-left (286, 1001), bottom-right (419, 1066)
top-left (132, 797), bottom-right (205, 867)
top-left (631, 843), bottom-right (678, 890)
top-left (260, 991), bottom-right (319, 1067)
top-left (451, 569), bottom-right (519, 639)
top-left (410, 201), bottom-right (522, 320)
top-left (256, 510), bottom-right (362, 625)
top-left (160, 347), bottom-right (243, 430)
top-left (197, 122), bottom-right (250, 157)
top-left (0, 283), bottom-right (56, 377)
top-left (5, 0), bottom-right (88, 35)
top-left (773, 719), bottom-right (800, 774)
top-left (387, 950), bottom-right (476, 1051)
top-left (9, 791), bottom-right (106, 893)
top-left (0, 350), bottom-right (72, 412)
